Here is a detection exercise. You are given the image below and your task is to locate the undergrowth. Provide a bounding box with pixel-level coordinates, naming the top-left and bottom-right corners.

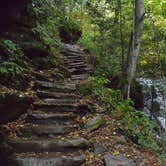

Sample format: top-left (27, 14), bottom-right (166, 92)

top-left (79, 75), bottom-right (159, 151)
top-left (0, 39), bottom-right (32, 89)
top-left (0, 39), bottom-right (30, 76)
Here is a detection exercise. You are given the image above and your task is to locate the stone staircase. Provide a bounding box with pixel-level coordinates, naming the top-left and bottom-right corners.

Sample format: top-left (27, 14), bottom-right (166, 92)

top-left (9, 44), bottom-right (91, 166)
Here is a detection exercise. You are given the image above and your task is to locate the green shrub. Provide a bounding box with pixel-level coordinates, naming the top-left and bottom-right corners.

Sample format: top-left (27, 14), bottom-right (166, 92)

top-left (0, 39), bottom-right (30, 76)
top-left (32, 0), bottom-right (60, 58)
top-left (0, 62), bottom-right (23, 76)
top-left (79, 75), bottom-right (158, 151)
top-left (0, 40), bottom-right (18, 53)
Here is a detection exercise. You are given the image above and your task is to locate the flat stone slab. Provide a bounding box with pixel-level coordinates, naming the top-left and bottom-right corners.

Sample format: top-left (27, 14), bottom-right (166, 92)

top-left (64, 58), bottom-right (84, 63)
top-left (36, 90), bottom-right (79, 99)
top-left (93, 142), bottom-right (107, 155)
top-left (68, 65), bottom-right (87, 70)
top-left (26, 113), bottom-right (76, 125)
top-left (34, 103), bottom-right (89, 114)
top-left (34, 101), bottom-right (78, 107)
top-left (66, 56), bottom-right (84, 60)
top-left (85, 115), bottom-right (105, 131)
top-left (71, 74), bottom-right (89, 80)
top-left (19, 124), bottom-right (75, 137)
top-left (40, 98), bottom-right (79, 104)
top-left (35, 81), bottom-right (76, 92)
top-left (15, 155), bottom-right (85, 166)
top-left (27, 113), bottom-right (76, 121)
top-left (104, 154), bottom-right (136, 166)
top-left (62, 51), bottom-right (83, 57)
top-left (9, 138), bottom-right (90, 153)
top-left (68, 62), bottom-right (85, 66)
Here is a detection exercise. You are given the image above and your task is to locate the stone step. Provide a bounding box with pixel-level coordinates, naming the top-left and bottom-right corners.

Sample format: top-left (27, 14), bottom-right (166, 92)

top-left (26, 113), bottom-right (76, 124)
top-left (68, 67), bottom-right (88, 72)
top-left (61, 45), bottom-right (83, 53)
top-left (34, 103), bottom-right (89, 114)
top-left (63, 52), bottom-right (83, 57)
top-left (35, 99), bottom-right (79, 106)
top-left (31, 71), bottom-right (52, 82)
top-left (69, 69), bottom-right (89, 75)
top-left (64, 59), bottom-right (85, 64)
top-left (14, 154), bottom-right (85, 166)
top-left (36, 90), bottom-right (80, 99)
top-left (61, 43), bottom-right (84, 52)
top-left (9, 138), bottom-right (90, 153)
top-left (66, 56), bottom-right (84, 60)
top-left (19, 124), bottom-right (76, 137)
top-left (61, 48), bottom-right (84, 56)
top-left (71, 74), bottom-right (89, 80)
top-left (68, 65), bottom-right (87, 70)
top-left (35, 81), bottom-right (76, 93)
top-left (67, 62), bottom-right (85, 67)
top-left (34, 101), bottom-right (79, 109)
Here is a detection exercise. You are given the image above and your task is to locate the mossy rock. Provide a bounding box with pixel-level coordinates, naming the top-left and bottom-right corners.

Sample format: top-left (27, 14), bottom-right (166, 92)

top-left (85, 115), bottom-right (105, 131)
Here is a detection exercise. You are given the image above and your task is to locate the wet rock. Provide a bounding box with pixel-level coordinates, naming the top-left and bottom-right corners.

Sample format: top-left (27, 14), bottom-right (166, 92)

top-left (104, 154), bottom-right (136, 166)
top-left (15, 155), bottom-right (85, 166)
top-left (35, 80), bottom-right (76, 93)
top-left (0, 0), bottom-right (35, 34)
top-left (130, 81), bottom-right (144, 109)
top-left (146, 100), bottom-right (161, 115)
top-left (93, 142), bottom-right (107, 155)
top-left (36, 90), bottom-right (79, 99)
top-left (9, 138), bottom-right (90, 153)
top-left (116, 136), bottom-right (126, 145)
top-left (85, 115), bottom-right (105, 131)
top-left (20, 124), bottom-right (76, 137)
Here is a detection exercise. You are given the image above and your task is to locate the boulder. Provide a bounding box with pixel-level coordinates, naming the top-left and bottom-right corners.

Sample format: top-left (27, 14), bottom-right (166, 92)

top-left (104, 154), bottom-right (136, 166)
top-left (0, 0), bottom-right (35, 34)
top-left (116, 136), bottom-right (126, 145)
top-left (93, 142), bottom-right (107, 155)
top-left (14, 155), bottom-right (86, 166)
top-left (85, 115), bottom-right (105, 131)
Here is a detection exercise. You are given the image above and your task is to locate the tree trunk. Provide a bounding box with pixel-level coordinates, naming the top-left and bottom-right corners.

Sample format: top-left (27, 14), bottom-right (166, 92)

top-left (118, 0), bottom-right (125, 73)
top-left (124, 0), bottom-right (144, 99)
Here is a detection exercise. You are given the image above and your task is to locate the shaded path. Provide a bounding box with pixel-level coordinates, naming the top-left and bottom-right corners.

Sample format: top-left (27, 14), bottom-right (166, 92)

top-left (9, 44), bottom-right (91, 166)
top-left (7, 44), bottom-right (161, 166)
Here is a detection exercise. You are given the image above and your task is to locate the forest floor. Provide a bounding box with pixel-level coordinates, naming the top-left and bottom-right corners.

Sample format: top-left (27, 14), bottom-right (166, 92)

top-left (3, 43), bottom-right (163, 166)
top-left (6, 101), bottom-right (162, 166)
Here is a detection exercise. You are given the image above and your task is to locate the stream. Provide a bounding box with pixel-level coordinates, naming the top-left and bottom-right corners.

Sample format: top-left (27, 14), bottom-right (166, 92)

top-left (138, 78), bottom-right (166, 133)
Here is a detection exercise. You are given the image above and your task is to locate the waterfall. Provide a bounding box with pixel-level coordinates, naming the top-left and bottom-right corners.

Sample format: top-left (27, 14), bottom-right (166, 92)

top-left (138, 78), bottom-right (166, 133)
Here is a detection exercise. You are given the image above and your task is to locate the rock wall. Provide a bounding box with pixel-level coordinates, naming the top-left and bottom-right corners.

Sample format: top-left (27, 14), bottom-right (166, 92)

top-left (0, 0), bottom-right (52, 68)
top-left (0, 0), bottom-right (35, 34)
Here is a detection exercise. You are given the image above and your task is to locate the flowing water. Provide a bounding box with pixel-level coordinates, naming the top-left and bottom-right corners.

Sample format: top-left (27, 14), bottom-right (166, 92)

top-left (138, 78), bottom-right (166, 132)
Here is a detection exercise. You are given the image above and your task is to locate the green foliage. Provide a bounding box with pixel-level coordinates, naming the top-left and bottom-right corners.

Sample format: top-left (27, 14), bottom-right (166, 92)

top-left (79, 75), bottom-right (158, 150)
top-left (0, 61), bottom-right (23, 76)
top-left (159, 153), bottom-right (166, 163)
top-left (121, 103), bottom-right (158, 150)
top-left (60, 15), bottom-right (82, 32)
top-left (0, 40), bottom-right (18, 53)
top-left (80, 31), bottom-right (97, 51)
top-left (78, 0), bottom-right (165, 77)
top-left (0, 39), bottom-right (30, 76)
top-left (32, 0), bottom-right (60, 57)
top-left (77, 1), bottom-right (164, 152)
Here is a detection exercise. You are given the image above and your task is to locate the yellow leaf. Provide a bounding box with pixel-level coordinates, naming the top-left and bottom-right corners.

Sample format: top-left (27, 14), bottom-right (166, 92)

top-left (112, 151), bottom-right (120, 156)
